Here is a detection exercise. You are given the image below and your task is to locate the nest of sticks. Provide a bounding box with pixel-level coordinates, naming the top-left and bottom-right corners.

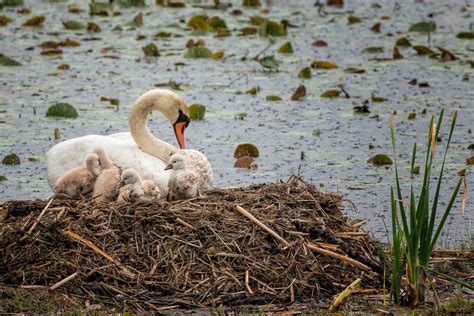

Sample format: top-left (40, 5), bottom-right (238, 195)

top-left (0, 178), bottom-right (386, 311)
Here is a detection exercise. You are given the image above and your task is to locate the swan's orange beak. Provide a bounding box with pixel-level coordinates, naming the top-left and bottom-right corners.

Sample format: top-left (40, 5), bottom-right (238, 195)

top-left (173, 110), bottom-right (190, 149)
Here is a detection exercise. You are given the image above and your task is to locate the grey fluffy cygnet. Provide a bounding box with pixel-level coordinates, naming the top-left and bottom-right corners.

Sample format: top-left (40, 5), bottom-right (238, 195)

top-left (165, 154), bottom-right (199, 201)
top-left (54, 153), bottom-right (101, 199)
top-left (116, 168), bottom-right (161, 204)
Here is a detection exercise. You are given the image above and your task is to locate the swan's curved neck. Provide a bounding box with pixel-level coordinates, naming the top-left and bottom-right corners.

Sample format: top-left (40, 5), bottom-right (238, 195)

top-left (129, 92), bottom-right (178, 162)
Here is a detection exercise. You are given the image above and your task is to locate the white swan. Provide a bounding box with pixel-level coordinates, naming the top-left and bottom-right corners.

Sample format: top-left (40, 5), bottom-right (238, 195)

top-left (46, 89), bottom-right (213, 194)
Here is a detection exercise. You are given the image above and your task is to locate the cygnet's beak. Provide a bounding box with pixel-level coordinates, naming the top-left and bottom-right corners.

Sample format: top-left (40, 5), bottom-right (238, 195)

top-left (164, 164), bottom-right (173, 171)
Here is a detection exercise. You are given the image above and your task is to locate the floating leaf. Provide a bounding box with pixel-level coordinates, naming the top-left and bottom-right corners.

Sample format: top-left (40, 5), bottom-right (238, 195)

top-left (371, 22), bottom-right (381, 33)
top-left (142, 43), bottom-right (160, 57)
top-left (258, 55), bottom-right (279, 70)
top-left (393, 46), bottom-right (403, 60)
top-left (436, 46), bottom-right (456, 61)
top-left (409, 21), bottom-right (436, 33)
top-left (313, 40), bottom-right (328, 47)
top-left (311, 60), bottom-right (337, 69)
top-left (87, 22), bottom-right (101, 33)
top-left (249, 15), bottom-right (267, 25)
top-left (0, 53), bottom-right (21, 66)
top-left (242, 0), bottom-right (260, 7)
top-left (291, 85), bottom-right (306, 101)
top-left (57, 63), bottom-right (70, 70)
top-left (188, 104), bottom-right (206, 120)
top-left (408, 112), bottom-right (416, 120)
top-left (133, 12), bottom-right (144, 27)
top-left (347, 15), bottom-right (361, 24)
top-left (456, 32), bottom-right (474, 39)
top-left (266, 95), bottom-right (282, 101)
top-left (212, 51), bottom-right (224, 60)
top-left (238, 27), bottom-right (257, 36)
top-left (344, 67), bottom-right (365, 74)
top-left (60, 39), bottom-right (80, 47)
top-left (54, 127), bottom-right (61, 140)
top-left (63, 20), bottom-right (85, 30)
top-left (2, 153), bottom-right (20, 165)
top-left (234, 112), bottom-right (247, 120)
top-left (321, 89), bottom-right (340, 98)
top-left (246, 86), bottom-right (259, 95)
top-left (2, 0), bottom-right (24, 7)
top-left (118, 0), bottom-right (146, 7)
top-left (278, 42), bottom-right (293, 54)
top-left (354, 103), bottom-right (370, 114)
top-left (208, 16), bottom-right (227, 31)
top-left (234, 143), bottom-right (259, 158)
top-left (187, 15), bottom-right (210, 32)
top-left (371, 95), bottom-right (387, 102)
top-left (298, 67), bottom-right (312, 79)
top-left (466, 157), bottom-right (474, 165)
top-left (23, 15), bottom-right (45, 27)
top-left (0, 15), bottom-right (13, 26)
top-left (362, 46), bottom-right (384, 54)
top-left (89, 2), bottom-right (111, 16)
top-left (0, 176), bottom-right (7, 182)
top-left (367, 154), bottom-right (393, 165)
top-left (412, 45), bottom-right (435, 56)
top-left (46, 103), bottom-right (78, 118)
top-left (411, 165), bottom-right (420, 174)
top-left (327, 0), bottom-right (344, 7)
top-left (184, 46), bottom-right (212, 58)
top-left (68, 5), bottom-right (83, 14)
top-left (41, 49), bottom-right (63, 56)
top-left (234, 156), bottom-right (257, 169)
top-left (395, 37), bottom-right (411, 47)
top-left (154, 31), bottom-right (172, 38)
top-left (258, 20), bottom-right (286, 37)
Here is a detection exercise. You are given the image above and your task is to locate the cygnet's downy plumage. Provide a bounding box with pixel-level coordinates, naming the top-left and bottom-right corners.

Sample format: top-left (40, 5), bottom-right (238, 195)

top-left (116, 168), bottom-right (160, 203)
top-left (54, 153), bottom-right (101, 199)
top-left (92, 148), bottom-right (121, 204)
top-left (165, 154), bottom-right (199, 201)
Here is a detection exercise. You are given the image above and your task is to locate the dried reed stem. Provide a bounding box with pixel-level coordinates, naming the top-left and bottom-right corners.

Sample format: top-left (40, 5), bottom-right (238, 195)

top-left (20, 198), bottom-right (54, 241)
top-left (50, 272), bottom-right (78, 290)
top-left (307, 243), bottom-right (372, 272)
top-left (245, 270), bottom-right (253, 295)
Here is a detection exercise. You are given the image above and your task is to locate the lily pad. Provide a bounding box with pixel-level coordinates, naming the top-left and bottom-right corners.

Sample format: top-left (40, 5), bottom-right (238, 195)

top-left (238, 27), bottom-right (257, 36)
top-left (246, 86), bottom-right (259, 95)
top-left (362, 46), bottom-right (384, 54)
top-left (57, 64), bottom-right (70, 70)
top-left (466, 157), bottom-right (474, 165)
top-left (371, 95), bottom-right (387, 102)
top-left (184, 46), bottom-right (212, 58)
top-left (234, 156), bottom-right (257, 169)
top-left (46, 103), bottom-right (78, 119)
top-left (298, 67), bottom-right (312, 79)
top-left (456, 32), bottom-right (474, 40)
top-left (320, 89), bottom-right (340, 98)
top-left (311, 60), bottom-right (337, 69)
top-left (344, 67), bottom-right (365, 74)
top-left (0, 53), bottom-right (21, 66)
top-left (2, 153), bottom-right (20, 165)
top-left (89, 2), bottom-right (111, 16)
top-left (23, 15), bottom-right (45, 27)
top-left (436, 47), bottom-right (456, 61)
top-left (142, 43), bottom-right (160, 57)
top-left (409, 21), bottom-right (436, 33)
top-left (87, 22), bottom-right (101, 33)
top-left (413, 45), bottom-right (435, 56)
top-left (60, 39), bottom-right (80, 47)
top-left (234, 143), bottom-right (259, 158)
top-left (208, 16), bottom-right (227, 31)
top-left (278, 42), bottom-right (293, 54)
top-left (408, 112), bottom-right (416, 120)
top-left (2, 0), bottom-right (24, 6)
top-left (258, 55), bottom-right (279, 70)
top-left (258, 20), bottom-right (286, 37)
top-left (347, 16), bottom-right (362, 24)
top-left (41, 49), bottom-right (63, 56)
top-left (395, 37), bottom-right (411, 47)
top-left (266, 95), bottom-right (282, 101)
top-left (291, 85), bottom-right (306, 101)
top-left (371, 22), bottom-right (381, 33)
top-left (0, 15), bottom-right (13, 26)
top-left (242, 0), bottom-right (260, 7)
top-left (393, 46), bottom-right (403, 60)
top-left (63, 20), bottom-right (85, 30)
top-left (212, 51), bottom-right (224, 60)
top-left (411, 165), bottom-right (420, 174)
top-left (188, 104), bottom-right (206, 120)
top-left (367, 154), bottom-right (393, 165)
top-left (187, 15), bottom-right (211, 32)
top-left (0, 176), bottom-right (7, 181)
top-left (118, 0), bottom-right (145, 7)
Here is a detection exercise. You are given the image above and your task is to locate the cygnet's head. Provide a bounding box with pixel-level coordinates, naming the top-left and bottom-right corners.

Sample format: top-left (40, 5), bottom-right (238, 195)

top-left (121, 169), bottom-right (140, 185)
top-left (85, 153), bottom-right (101, 176)
top-left (165, 154), bottom-right (186, 171)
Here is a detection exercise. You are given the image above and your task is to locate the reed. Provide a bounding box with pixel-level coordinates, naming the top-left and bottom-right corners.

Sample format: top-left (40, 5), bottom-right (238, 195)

top-left (389, 110), bottom-right (463, 305)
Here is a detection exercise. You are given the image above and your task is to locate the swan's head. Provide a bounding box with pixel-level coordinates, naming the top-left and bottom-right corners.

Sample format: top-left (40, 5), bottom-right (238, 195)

top-left (121, 168), bottom-right (140, 185)
top-left (164, 154), bottom-right (186, 171)
top-left (85, 153), bottom-right (101, 176)
top-left (135, 89), bottom-right (191, 149)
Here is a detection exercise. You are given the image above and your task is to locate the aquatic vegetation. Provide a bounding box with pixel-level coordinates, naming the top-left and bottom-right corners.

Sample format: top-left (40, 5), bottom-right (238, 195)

top-left (367, 154), bottom-right (393, 165)
top-left (291, 85), bottom-right (306, 101)
top-left (0, 53), bottom-right (21, 66)
top-left (45, 103), bottom-right (78, 119)
top-left (389, 111), bottom-right (463, 305)
top-left (278, 42), bottom-right (293, 54)
top-left (266, 95), bottom-right (282, 101)
top-left (311, 60), bottom-right (337, 69)
top-left (142, 43), bottom-right (160, 57)
top-left (320, 89), bottom-right (341, 98)
top-left (234, 144), bottom-right (259, 158)
top-left (2, 153), bottom-right (21, 165)
top-left (184, 46), bottom-right (212, 58)
top-left (22, 16), bottom-right (45, 27)
top-left (395, 37), bottom-right (412, 47)
top-left (298, 67), bottom-right (312, 79)
top-left (188, 104), bottom-right (206, 120)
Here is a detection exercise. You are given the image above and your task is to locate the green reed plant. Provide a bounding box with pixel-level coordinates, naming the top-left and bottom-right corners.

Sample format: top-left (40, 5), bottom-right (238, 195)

top-left (389, 110), bottom-right (463, 305)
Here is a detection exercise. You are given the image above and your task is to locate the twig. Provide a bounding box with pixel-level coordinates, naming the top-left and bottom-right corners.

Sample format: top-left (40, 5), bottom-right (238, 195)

top-left (234, 205), bottom-right (290, 247)
top-left (252, 41), bottom-right (273, 60)
top-left (50, 272), bottom-right (78, 290)
top-left (176, 217), bottom-right (194, 229)
top-left (329, 278), bottom-right (361, 311)
top-left (245, 270), bottom-right (253, 295)
top-left (62, 229), bottom-right (114, 262)
top-left (20, 198), bottom-right (54, 241)
top-left (307, 243), bottom-right (372, 272)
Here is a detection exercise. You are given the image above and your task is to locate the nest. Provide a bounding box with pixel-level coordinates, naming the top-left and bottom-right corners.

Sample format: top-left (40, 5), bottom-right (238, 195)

top-left (0, 179), bottom-right (386, 311)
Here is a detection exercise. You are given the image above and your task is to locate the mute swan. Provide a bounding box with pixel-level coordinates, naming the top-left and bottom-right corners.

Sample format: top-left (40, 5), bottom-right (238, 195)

top-left (46, 89), bottom-right (213, 195)
top-left (92, 148), bottom-right (121, 204)
top-left (54, 153), bottom-right (101, 199)
top-left (165, 154), bottom-right (199, 201)
top-left (116, 168), bottom-right (160, 203)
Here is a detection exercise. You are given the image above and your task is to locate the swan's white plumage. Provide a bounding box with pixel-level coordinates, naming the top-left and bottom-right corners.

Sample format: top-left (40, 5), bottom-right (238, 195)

top-left (45, 89), bottom-right (213, 196)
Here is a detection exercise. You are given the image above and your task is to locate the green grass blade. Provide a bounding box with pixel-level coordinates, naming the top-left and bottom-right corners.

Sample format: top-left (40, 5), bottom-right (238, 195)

top-left (430, 270), bottom-right (474, 291)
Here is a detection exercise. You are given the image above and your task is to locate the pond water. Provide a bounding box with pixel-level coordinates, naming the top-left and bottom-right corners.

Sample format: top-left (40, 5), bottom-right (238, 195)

top-left (0, 0), bottom-right (472, 247)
